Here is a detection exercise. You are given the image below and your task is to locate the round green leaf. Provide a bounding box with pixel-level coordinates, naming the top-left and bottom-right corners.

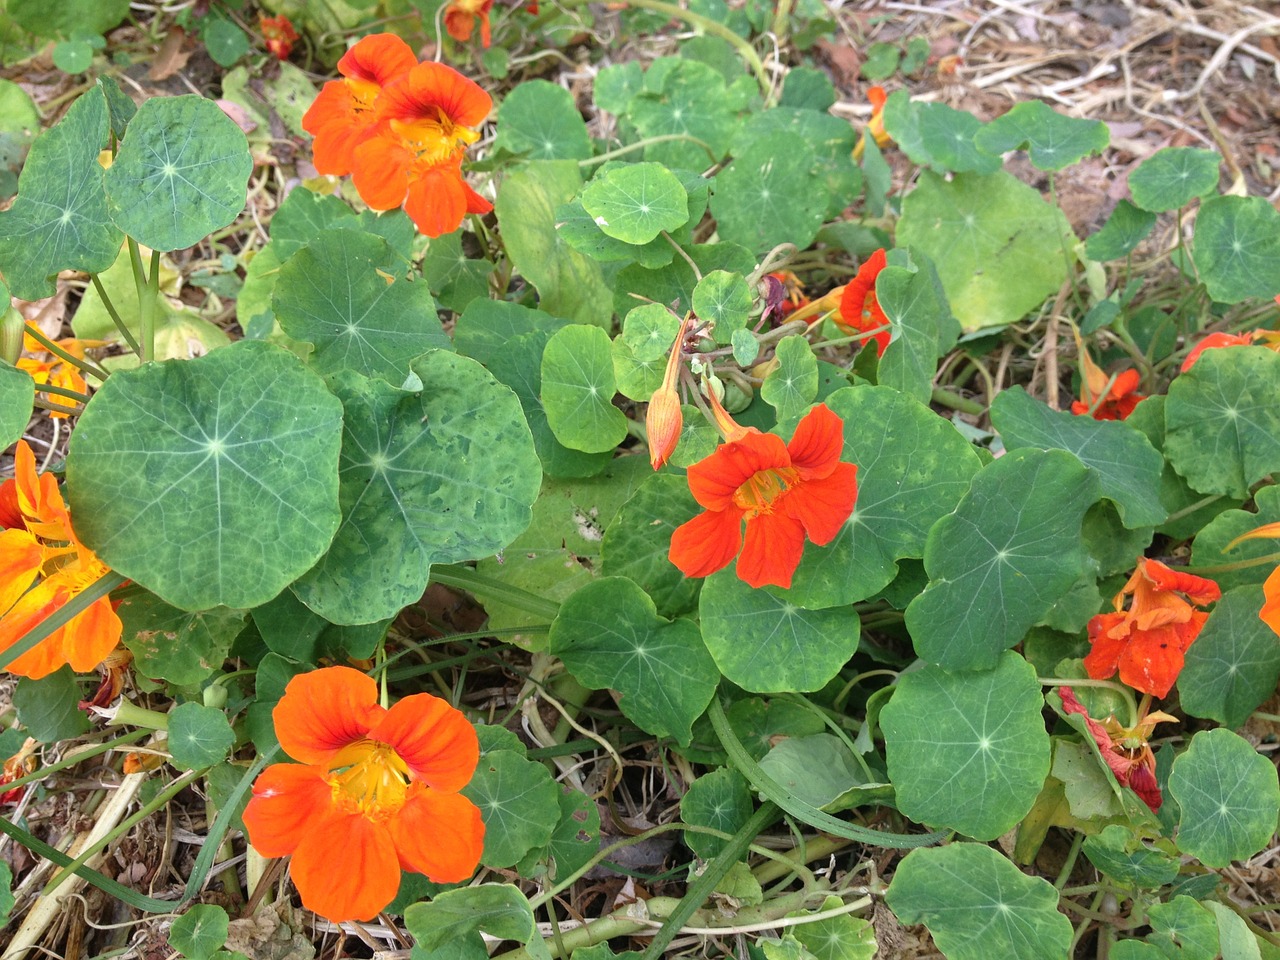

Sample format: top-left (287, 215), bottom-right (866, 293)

top-left (168, 702), bottom-right (235, 770)
top-left (1128, 147), bottom-right (1220, 212)
top-left (272, 230), bottom-right (448, 382)
top-left (629, 59), bottom-right (748, 170)
top-left (882, 93), bottom-right (1001, 175)
top-left (1164, 345), bottom-right (1280, 498)
top-left (1191, 195), bottom-right (1280, 304)
top-left (621, 303), bottom-right (681, 363)
top-left (789, 896), bottom-right (877, 960)
top-left (548, 577), bottom-right (719, 745)
top-left (1148, 897), bottom-right (1220, 958)
top-left (517, 787), bottom-right (601, 882)
top-left (406, 883), bottom-right (536, 951)
top-left (897, 170), bottom-right (1075, 331)
top-left (1086, 200), bottom-right (1157, 262)
top-left (1168, 728), bottom-right (1280, 867)
top-left (680, 768), bottom-right (753, 859)
top-left (170, 904), bottom-right (229, 960)
top-left (290, 353), bottom-right (540, 625)
top-left (555, 197), bottom-right (676, 268)
top-left (973, 99), bottom-right (1109, 171)
top-left (881, 652), bottom-right (1051, 839)
top-left (118, 593), bottom-right (246, 685)
top-left (991, 386), bottom-right (1166, 528)
top-left (541, 324), bottom-right (628, 453)
top-left (202, 18), bottom-right (249, 67)
top-left (730, 108), bottom-right (861, 221)
top-left (580, 161), bottom-right (688, 245)
top-left (494, 80), bottom-right (592, 161)
top-left (692, 270), bottom-right (752, 341)
top-left (600, 474), bottom-right (702, 618)
top-left (699, 570), bottom-right (861, 692)
top-left (905, 448), bottom-right (1100, 670)
top-left (760, 335), bottom-right (819, 422)
top-left (462, 751), bottom-right (561, 869)
top-left (104, 96), bottom-right (252, 251)
top-left (781, 385), bottom-right (982, 609)
top-left (710, 135), bottom-right (826, 254)
top-left (67, 340), bottom-right (343, 611)
top-left (0, 359), bottom-right (33, 449)
top-left (0, 89), bottom-right (120, 300)
top-left (52, 40), bottom-right (93, 74)
top-left (13, 668), bottom-right (90, 742)
top-left (885, 843), bottom-right (1072, 960)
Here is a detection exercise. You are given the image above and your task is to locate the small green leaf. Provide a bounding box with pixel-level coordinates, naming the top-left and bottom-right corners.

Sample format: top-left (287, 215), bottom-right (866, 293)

top-left (13, 668), bottom-right (90, 742)
top-left (882, 92), bottom-right (1000, 175)
top-left (104, 95), bottom-right (251, 251)
top-left (1086, 200), bottom-right (1157, 262)
top-left (580, 162), bottom-right (688, 245)
top-left (630, 59), bottom-right (747, 170)
top-left (1204, 902), bottom-right (1260, 960)
top-left (1191, 195), bottom-right (1280, 304)
top-left (0, 359), bottom-right (33, 448)
top-left (541, 324), bottom-right (628, 453)
top-left (789, 896), bottom-right (877, 960)
top-left (974, 99), bottom-right (1109, 171)
top-left (423, 231), bottom-right (495, 313)
top-left (616, 242), bottom-right (755, 319)
top-left (881, 652), bottom-right (1051, 839)
top-left (202, 18), bottom-right (249, 67)
top-left (711, 135), bottom-right (826, 254)
top-left (600, 474), bottom-right (701, 618)
top-left (67, 340), bottom-right (344, 611)
top-left (761, 335), bottom-right (819, 422)
top-left (118, 594), bottom-right (245, 685)
top-left (168, 702), bottom-right (235, 770)
top-left (905, 448), bottom-right (1099, 670)
top-left (693, 270), bottom-right (752, 341)
top-left (1169, 729), bottom-right (1280, 868)
top-left (406, 883), bottom-right (537, 951)
top-left (519, 787), bottom-right (601, 882)
top-left (731, 329), bottom-right (759, 365)
top-left (860, 42), bottom-right (900, 80)
top-left (462, 752), bottom-right (561, 869)
top-left (1192, 487), bottom-right (1280, 592)
top-left (1147, 897), bottom-right (1220, 959)
top-left (699, 570), bottom-right (860, 693)
top-left (1129, 147), bottom-right (1220, 212)
top-left (780, 67), bottom-right (835, 111)
top-left (170, 904), bottom-right (230, 960)
top-left (52, 40), bottom-right (93, 73)
top-left (620, 303), bottom-right (681, 363)
top-left (681, 768), bottom-right (753, 859)
top-left (1081, 824), bottom-right (1180, 887)
top-left (549, 577), bottom-right (719, 745)
top-left (495, 80), bottom-right (593, 161)
top-left (885, 843), bottom-right (1072, 960)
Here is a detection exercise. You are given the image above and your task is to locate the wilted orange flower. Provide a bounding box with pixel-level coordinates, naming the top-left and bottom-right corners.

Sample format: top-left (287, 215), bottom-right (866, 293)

top-left (444, 0), bottom-right (496, 46)
top-left (16, 333), bottom-right (106, 419)
top-left (765, 271), bottom-right (808, 321)
top-left (350, 61), bottom-right (492, 238)
top-left (0, 736), bottom-right (37, 804)
top-left (1070, 335), bottom-right (1144, 421)
top-left (243, 666), bottom-right (484, 922)
top-left (836, 249), bottom-right (891, 356)
top-left (1084, 558), bottom-right (1220, 698)
top-left (646, 313), bottom-right (693, 470)
top-left (260, 15), bottom-right (299, 60)
top-left (669, 402), bottom-right (858, 589)
top-left (0, 441), bottom-right (121, 678)
top-left (301, 33), bottom-right (418, 176)
top-left (1059, 687), bottom-right (1175, 813)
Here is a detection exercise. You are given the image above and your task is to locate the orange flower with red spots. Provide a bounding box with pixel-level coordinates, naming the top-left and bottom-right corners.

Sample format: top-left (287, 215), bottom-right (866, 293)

top-left (243, 666), bottom-right (484, 922)
top-left (669, 402), bottom-right (858, 589)
top-left (836, 249), bottom-right (891, 356)
top-left (1083, 558), bottom-right (1220, 698)
top-left (0, 441), bottom-right (121, 678)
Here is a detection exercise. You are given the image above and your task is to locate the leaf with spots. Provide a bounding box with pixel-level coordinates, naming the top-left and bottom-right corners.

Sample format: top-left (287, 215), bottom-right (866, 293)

top-left (66, 340), bottom-right (343, 611)
top-left (973, 99), bottom-right (1109, 172)
top-left (699, 569), bottom-right (860, 692)
top-left (289, 354), bottom-right (540, 625)
top-left (103, 95), bottom-right (252, 252)
top-left (881, 653), bottom-right (1051, 839)
top-left (118, 593), bottom-right (246, 686)
top-left (580, 161), bottom-right (688, 245)
top-left (549, 577), bottom-right (719, 745)
top-left (272, 230), bottom-right (450, 383)
top-left (1190, 195), bottom-right (1280, 304)
top-left (462, 751), bottom-right (562, 869)
top-left (600, 473), bottom-right (702, 618)
top-left (1128, 147), bottom-right (1220, 212)
top-left (0, 87), bottom-right (121, 300)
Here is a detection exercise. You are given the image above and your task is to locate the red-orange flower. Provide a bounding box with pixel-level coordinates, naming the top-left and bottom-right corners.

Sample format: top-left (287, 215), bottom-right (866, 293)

top-left (1083, 558), bottom-right (1220, 698)
top-left (350, 61), bottom-right (492, 238)
top-left (243, 666), bottom-right (484, 922)
top-left (1059, 687), bottom-right (1175, 813)
top-left (0, 441), bottom-right (121, 679)
top-left (669, 403), bottom-right (858, 589)
top-left (1071, 366), bottom-right (1143, 421)
top-left (444, 0), bottom-right (496, 46)
top-left (260, 15), bottom-right (299, 60)
top-left (301, 34), bottom-right (418, 176)
top-left (835, 249), bottom-right (891, 356)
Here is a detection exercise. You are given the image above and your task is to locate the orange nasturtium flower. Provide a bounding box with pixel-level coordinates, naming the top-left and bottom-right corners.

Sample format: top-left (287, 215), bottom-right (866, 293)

top-left (260, 14), bottom-right (299, 60)
top-left (835, 248), bottom-right (891, 356)
top-left (1083, 558), bottom-right (1220, 698)
top-left (1058, 687), bottom-right (1175, 813)
top-left (0, 441), bottom-right (121, 678)
top-left (16, 333), bottom-right (106, 418)
top-left (669, 401), bottom-right (858, 589)
top-left (301, 34), bottom-right (418, 176)
top-left (243, 666), bottom-right (484, 922)
top-left (444, 0), bottom-right (496, 46)
top-left (351, 61), bottom-right (493, 238)
top-left (1070, 338), bottom-right (1144, 421)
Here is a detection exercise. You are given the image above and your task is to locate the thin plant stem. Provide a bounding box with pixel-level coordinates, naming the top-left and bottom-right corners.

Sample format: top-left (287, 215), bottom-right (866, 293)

top-left (581, 134), bottom-right (717, 167)
top-left (90, 274), bottom-right (142, 355)
top-left (127, 238), bottom-right (156, 363)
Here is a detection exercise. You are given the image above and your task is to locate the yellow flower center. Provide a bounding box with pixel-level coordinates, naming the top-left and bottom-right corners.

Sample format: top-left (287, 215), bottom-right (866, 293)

top-left (327, 739), bottom-right (411, 820)
top-left (391, 110), bottom-right (480, 169)
top-left (732, 467), bottom-right (799, 519)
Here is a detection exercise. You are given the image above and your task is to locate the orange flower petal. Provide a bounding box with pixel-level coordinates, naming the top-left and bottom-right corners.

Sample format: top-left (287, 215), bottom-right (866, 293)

top-left (1262, 566), bottom-right (1280, 637)
top-left (272, 666), bottom-right (384, 765)
top-left (0, 479), bottom-right (20, 529)
top-left (1141, 559), bottom-right (1221, 606)
top-left (243, 762), bottom-right (336, 858)
top-left (0, 579), bottom-right (72, 679)
top-left (1082, 611), bottom-right (1128, 682)
top-left (378, 61), bottom-right (492, 129)
top-left (669, 507), bottom-right (743, 579)
top-left (351, 135), bottom-right (414, 211)
top-left (785, 404), bottom-right (845, 479)
top-left (388, 785), bottom-right (484, 881)
top-left (370, 692), bottom-right (479, 792)
top-left (686, 432), bottom-right (791, 511)
top-left (337, 33), bottom-right (418, 86)
top-left (736, 511), bottom-right (806, 589)
top-left (1114, 619), bottom-right (1201, 698)
top-left (403, 166), bottom-right (469, 238)
top-left (463, 179), bottom-right (493, 215)
top-left (290, 812), bottom-right (401, 922)
top-left (59, 596), bottom-right (122, 674)
top-left (1181, 331), bottom-right (1255, 372)
top-left (784, 462), bottom-right (858, 546)
top-left (0, 527), bottom-right (42, 616)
